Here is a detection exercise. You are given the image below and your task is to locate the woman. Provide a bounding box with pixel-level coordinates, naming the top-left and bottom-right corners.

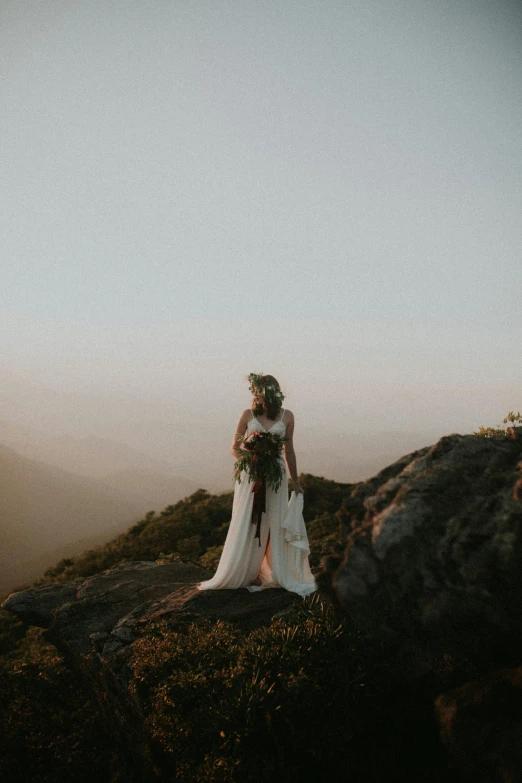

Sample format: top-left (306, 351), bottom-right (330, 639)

top-left (197, 373), bottom-right (316, 596)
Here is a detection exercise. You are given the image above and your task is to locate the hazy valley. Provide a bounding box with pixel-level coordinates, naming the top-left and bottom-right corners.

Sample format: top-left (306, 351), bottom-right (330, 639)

top-left (0, 413), bottom-right (443, 594)
top-left (0, 427), bottom-right (203, 593)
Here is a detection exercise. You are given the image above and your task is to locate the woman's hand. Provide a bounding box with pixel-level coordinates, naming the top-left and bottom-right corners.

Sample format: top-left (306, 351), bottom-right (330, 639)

top-left (293, 482), bottom-right (304, 495)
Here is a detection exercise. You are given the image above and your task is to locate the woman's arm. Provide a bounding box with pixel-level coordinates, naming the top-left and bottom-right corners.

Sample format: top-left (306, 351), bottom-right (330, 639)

top-left (283, 412), bottom-right (303, 493)
top-left (230, 409), bottom-right (250, 458)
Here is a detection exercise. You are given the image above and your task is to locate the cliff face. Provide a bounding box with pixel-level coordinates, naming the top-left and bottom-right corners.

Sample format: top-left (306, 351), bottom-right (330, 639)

top-left (322, 429), bottom-right (522, 781)
top-left (3, 431), bottom-right (522, 782)
top-left (331, 432), bottom-right (522, 657)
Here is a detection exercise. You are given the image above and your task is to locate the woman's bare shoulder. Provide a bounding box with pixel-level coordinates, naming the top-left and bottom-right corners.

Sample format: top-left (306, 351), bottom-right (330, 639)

top-left (283, 409), bottom-right (294, 421)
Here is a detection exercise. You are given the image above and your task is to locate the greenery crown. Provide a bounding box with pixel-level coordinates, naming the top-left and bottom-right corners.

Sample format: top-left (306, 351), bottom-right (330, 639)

top-left (246, 372), bottom-right (285, 408)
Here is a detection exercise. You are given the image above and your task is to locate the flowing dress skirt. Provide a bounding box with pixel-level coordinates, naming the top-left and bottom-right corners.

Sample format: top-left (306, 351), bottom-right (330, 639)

top-left (197, 457), bottom-right (316, 596)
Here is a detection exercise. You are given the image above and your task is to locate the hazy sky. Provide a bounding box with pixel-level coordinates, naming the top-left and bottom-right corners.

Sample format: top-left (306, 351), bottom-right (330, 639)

top-left (2, 0), bottom-right (521, 443)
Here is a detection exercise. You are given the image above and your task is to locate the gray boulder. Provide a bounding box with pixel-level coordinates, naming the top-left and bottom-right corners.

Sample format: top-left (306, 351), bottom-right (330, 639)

top-left (318, 431), bottom-right (522, 783)
top-left (328, 433), bottom-right (522, 664)
top-left (1, 559), bottom-right (303, 671)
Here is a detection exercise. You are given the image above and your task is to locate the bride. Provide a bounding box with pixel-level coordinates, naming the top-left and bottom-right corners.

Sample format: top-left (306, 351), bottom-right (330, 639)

top-left (197, 373), bottom-right (317, 596)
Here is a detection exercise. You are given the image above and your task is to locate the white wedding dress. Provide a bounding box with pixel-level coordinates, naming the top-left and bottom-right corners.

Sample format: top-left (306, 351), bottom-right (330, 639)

top-left (197, 409), bottom-right (317, 597)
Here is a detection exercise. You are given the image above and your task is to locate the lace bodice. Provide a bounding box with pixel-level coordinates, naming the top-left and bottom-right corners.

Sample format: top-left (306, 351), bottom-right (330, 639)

top-left (246, 411), bottom-right (286, 466)
top-left (247, 410), bottom-right (286, 435)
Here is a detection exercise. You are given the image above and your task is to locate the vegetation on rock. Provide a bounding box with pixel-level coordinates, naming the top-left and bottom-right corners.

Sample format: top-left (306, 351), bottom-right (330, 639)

top-left (128, 594), bottom-right (370, 781)
top-left (473, 410), bottom-right (522, 437)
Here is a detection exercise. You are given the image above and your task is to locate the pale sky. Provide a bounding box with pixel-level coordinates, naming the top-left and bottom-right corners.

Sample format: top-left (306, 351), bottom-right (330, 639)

top-left (2, 0), bottom-right (521, 453)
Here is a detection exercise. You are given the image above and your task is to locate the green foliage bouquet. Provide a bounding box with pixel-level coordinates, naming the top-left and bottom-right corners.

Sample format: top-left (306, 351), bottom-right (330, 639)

top-left (233, 428), bottom-right (289, 545)
top-left (233, 428), bottom-right (288, 493)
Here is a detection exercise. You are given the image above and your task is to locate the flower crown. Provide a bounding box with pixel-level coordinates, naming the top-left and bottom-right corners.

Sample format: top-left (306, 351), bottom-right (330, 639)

top-left (246, 372), bottom-right (284, 407)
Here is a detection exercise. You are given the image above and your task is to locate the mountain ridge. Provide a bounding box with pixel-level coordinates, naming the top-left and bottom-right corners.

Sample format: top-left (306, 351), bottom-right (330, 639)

top-left (0, 442), bottom-right (207, 593)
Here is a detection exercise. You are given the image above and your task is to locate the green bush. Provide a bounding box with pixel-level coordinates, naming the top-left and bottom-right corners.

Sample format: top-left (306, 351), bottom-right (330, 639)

top-left (0, 613), bottom-right (117, 783)
top-left (129, 593), bottom-right (366, 782)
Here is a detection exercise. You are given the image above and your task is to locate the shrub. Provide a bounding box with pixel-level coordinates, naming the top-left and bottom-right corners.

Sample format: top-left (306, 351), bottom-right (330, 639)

top-left (129, 593), bottom-right (367, 782)
top-left (474, 410), bottom-right (522, 437)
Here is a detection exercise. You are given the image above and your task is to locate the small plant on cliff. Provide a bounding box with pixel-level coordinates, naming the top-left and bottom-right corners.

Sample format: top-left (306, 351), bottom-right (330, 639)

top-left (474, 410), bottom-right (522, 437)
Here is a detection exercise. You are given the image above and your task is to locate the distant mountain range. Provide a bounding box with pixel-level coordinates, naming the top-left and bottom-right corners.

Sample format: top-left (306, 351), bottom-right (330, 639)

top-left (0, 439), bottom-right (202, 594)
top-left (0, 418), bottom-right (188, 478)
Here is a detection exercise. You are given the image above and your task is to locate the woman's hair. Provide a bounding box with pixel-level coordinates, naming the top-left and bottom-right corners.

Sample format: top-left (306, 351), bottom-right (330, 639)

top-left (248, 373), bottom-right (284, 420)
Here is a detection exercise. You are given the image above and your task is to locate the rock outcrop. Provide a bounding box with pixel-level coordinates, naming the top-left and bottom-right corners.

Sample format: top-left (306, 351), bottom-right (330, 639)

top-left (4, 431), bottom-right (522, 781)
top-left (1, 561), bottom-right (304, 780)
top-left (329, 433), bottom-right (522, 661)
top-left (2, 561), bottom-right (301, 659)
top-left (320, 430), bottom-right (522, 781)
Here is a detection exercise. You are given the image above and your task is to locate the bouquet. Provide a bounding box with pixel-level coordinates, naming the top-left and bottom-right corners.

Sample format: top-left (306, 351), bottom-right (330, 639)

top-left (233, 429), bottom-right (288, 546)
top-left (233, 429), bottom-right (287, 491)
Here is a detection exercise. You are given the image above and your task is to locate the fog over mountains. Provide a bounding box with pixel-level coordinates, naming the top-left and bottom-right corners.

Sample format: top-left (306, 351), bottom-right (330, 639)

top-left (0, 414), bottom-right (439, 595)
top-left (0, 438), bottom-right (203, 594)
top-left (0, 409), bottom-right (208, 593)
top-left (0, 371), bottom-right (449, 594)
top-left (1, 369), bottom-right (446, 484)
